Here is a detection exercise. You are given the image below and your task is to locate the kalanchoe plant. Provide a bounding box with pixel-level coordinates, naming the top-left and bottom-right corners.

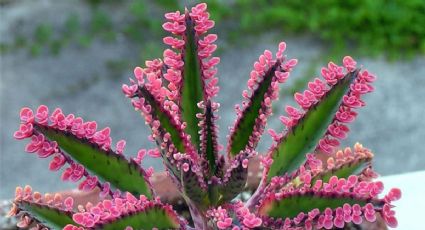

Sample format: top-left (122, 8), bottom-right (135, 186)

top-left (8, 3), bottom-right (401, 230)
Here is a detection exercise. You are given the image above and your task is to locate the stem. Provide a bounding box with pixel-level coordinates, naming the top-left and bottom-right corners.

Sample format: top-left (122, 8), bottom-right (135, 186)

top-left (188, 203), bottom-right (209, 229)
top-left (245, 179), bottom-right (266, 211)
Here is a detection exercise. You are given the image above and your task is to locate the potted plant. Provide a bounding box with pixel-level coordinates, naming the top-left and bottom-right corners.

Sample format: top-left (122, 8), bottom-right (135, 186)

top-left (8, 3), bottom-right (400, 229)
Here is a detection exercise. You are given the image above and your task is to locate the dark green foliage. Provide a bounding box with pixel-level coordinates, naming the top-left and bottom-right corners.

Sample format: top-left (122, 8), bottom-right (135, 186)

top-left (181, 23), bottom-right (203, 149)
top-left (34, 24), bottom-right (53, 45)
top-left (235, 0), bottom-right (425, 57)
top-left (64, 14), bottom-right (81, 38)
top-left (3, 0), bottom-right (423, 60)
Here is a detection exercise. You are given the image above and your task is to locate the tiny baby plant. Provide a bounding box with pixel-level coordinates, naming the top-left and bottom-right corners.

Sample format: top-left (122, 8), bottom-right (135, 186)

top-left (9, 3), bottom-right (401, 230)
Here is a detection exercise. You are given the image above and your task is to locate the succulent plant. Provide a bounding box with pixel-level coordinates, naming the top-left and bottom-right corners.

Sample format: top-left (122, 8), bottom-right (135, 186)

top-left (8, 3), bottom-right (401, 230)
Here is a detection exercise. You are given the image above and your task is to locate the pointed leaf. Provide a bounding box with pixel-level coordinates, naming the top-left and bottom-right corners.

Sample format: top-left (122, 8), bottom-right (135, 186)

top-left (200, 100), bottom-right (219, 175)
top-left (314, 158), bottom-right (372, 184)
top-left (36, 125), bottom-right (152, 198)
top-left (229, 63), bottom-right (281, 156)
top-left (216, 151), bottom-right (253, 204)
top-left (181, 166), bottom-right (208, 205)
top-left (260, 193), bottom-right (370, 219)
top-left (134, 87), bottom-right (207, 199)
top-left (267, 70), bottom-right (359, 180)
top-left (217, 161), bottom-right (248, 204)
top-left (137, 86), bottom-right (188, 153)
top-left (16, 201), bottom-right (76, 229)
top-left (258, 174), bottom-right (398, 229)
top-left (181, 17), bottom-right (203, 149)
top-left (92, 205), bottom-right (181, 230)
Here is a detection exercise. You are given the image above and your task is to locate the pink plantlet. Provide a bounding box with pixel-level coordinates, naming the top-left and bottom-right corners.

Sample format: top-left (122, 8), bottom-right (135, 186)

top-left (343, 56), bottom-right (357, 72)
top-left (49, 153), bottom-right (66, 171)
top-left (62, 163), bottom-right (85, 182)
top-left (147, 148), bottom-right (161, 158)
top-left (20, 107), bottom-right (34, 124)
top-left (93, 127), bottom-right (112, 150)
top-left (115, 140), bottom-right (126, 154)
top-left (78, 176), bottom-right (98, 192)
top-left (25, 134), bottom-right (45, 153)
top-left (37, 140), bottom-right (58, 158)
top-left (13, 123), bottom-right (33, 140)
top-left (35, 105), bottom-right (49, 125)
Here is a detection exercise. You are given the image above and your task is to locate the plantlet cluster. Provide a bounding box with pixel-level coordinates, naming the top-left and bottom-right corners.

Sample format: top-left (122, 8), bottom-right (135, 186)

top-left (8, 3), bottom-right (401, 229)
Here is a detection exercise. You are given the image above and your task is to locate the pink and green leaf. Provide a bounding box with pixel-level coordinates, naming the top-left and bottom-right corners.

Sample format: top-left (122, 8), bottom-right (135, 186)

top-left (258, 175), bottom-right (400, 229)
top-left (228, 63), bottom-right (281, 157)
top-left (228, 43), bottom-right (291, 157)
top-left (267, 70), bottom-right (359, 180)
top-left (91, 206), bottom-right (181, 230)
top-left (181, 165), bottom-right (208, 205)
top-left (11, 187), bottom-right (78, 229)
top-left (216, 151), bottom-right (254, 204)
top-left (200, 100), bottom-right (219, 175)
top-left (15, 201), bottom-right (77, 229)
top-left (137, 86), bottom-right (187, 154)
top-left (180, 17), bottom-right (203, 149)
top-left (315, 158), bottom-right (373, 184)
top-left (36, 125), bottom-right (152, 198)
top-left (260, 193), bottom-right (369, 219)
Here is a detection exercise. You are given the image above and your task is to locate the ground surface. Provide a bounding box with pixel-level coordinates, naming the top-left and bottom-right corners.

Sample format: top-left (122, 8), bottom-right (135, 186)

top-left (1, 0), bottom-right (425, 200)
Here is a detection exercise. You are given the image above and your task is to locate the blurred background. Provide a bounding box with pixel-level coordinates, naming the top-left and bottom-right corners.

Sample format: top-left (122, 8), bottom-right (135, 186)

top-left (1, 0), bottom-right (424, 203)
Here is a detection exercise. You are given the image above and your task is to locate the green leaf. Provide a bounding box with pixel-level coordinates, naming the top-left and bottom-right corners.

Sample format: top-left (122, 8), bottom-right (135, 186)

top-left (229, 62), bottom-right (280, 156)
top-left (16, 201), bottom-right (76, 229)
top-left (181, 20), bottom-right (203, 149)
top-left (138, 86), bottom-right (186, 153)
top-left (181, 167), bottom-right (207, 205)
top-left (35, 125), bottom-right (152, 199)
top-left (261, 193), bottom-right (368, 219)
top-left (137, 87), bottom-right (206, 201)
top-left (93, 205), bottom-right (180, 230)
top-left (313, 158), bottom-right (372, 183)
top-left (267, 70), bottom-right (359, 180)
top-left (217, 162), bottom-right (248, 204)
top-left (202, 101), bottom-right (218, 175)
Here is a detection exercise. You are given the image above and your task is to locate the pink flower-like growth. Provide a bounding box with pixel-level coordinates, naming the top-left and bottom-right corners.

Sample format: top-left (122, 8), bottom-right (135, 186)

top-left (62, 163), bottom-right (85, 182)
top-left (206, 207), bottom-right (234, 229)
top-left (13, 123), bottom-right (33, 140)
top-left (115, 139), bottom-right (126, 154)
top-left (78, 176), bottom-right (99, 192)
top-left (234, 201), bottom-right (263, 229)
